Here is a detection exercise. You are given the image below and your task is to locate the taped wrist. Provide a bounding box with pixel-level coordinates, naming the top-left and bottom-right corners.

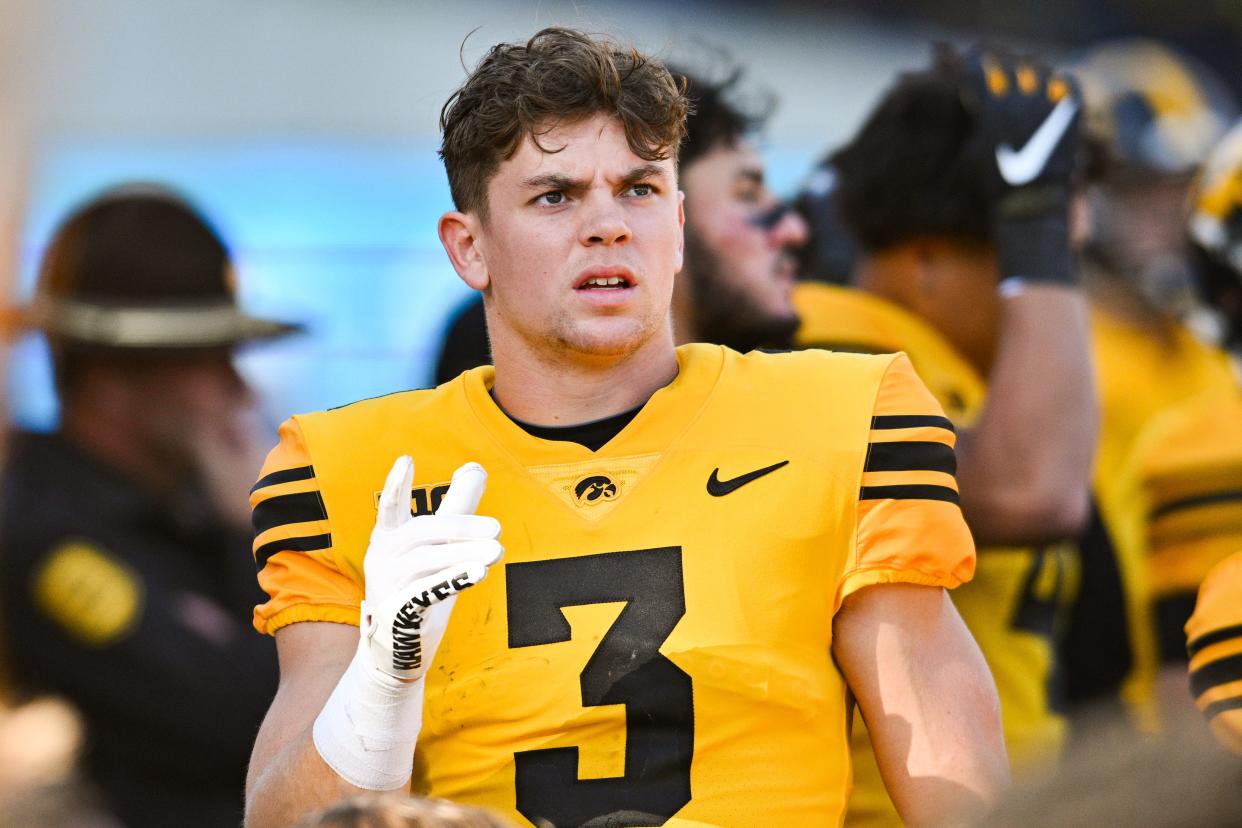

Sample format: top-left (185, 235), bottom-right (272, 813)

top-left (312, 645), bottom-right (424, 790)
top-left (994, 211), bottom-right (1076, 287)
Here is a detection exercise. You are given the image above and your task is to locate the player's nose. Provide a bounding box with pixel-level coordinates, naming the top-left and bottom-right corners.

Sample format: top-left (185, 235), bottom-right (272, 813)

top-left (580, 193), bottom-right (631, 246)
top-left (770, 204), bottom-right (809, 249)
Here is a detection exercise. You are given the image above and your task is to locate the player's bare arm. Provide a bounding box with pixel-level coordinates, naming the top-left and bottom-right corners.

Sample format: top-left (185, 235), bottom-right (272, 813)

top-left (952, 51), bottom-right (1096, 546)
top-left (834, 583), bottom-right (1010, 826)
top-left (245, 622), bottom-right (360, 827)
top-left (954, 286), bottom-right (1095, 546)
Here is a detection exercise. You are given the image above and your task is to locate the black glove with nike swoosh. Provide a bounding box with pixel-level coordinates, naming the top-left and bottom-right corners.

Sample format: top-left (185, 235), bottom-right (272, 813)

top-left (963, 47), bottom-right (1084, 287)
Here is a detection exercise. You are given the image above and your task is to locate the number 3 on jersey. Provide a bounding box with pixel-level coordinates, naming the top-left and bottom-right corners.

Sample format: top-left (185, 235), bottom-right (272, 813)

top-left (506, 547), bottom-right (694, 827)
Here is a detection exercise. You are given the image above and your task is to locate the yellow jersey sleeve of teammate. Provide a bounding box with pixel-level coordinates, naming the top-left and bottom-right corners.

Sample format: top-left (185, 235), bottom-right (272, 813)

top-left (1186, 551), bottom-right (1242, 755)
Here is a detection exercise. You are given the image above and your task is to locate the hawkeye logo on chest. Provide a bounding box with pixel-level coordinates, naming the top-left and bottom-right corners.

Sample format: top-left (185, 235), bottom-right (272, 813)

top-left (574, 474), bottom-right (619, 505)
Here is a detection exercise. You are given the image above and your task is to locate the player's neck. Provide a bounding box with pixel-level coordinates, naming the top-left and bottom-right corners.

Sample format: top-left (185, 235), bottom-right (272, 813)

top-left (489, 328), bottom-right (679, 427)
top-left (855, 249), bottom-right (919, 315)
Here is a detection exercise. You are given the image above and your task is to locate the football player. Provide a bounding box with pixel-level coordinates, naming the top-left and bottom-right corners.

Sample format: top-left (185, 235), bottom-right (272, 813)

top-left (1114, 120), bottom-right (1242, 723)
top-left (1062, 40), bottom-right (1238, 722)
top-left (793, 45), bottom-right (1097, 823)
top-left (665, 64), bottom-right (807, 353)
top-left (243, 28), bottom-right (1008, 828)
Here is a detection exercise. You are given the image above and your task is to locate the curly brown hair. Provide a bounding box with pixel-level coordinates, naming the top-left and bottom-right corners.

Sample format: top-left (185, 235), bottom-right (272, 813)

top-left (439, 27), bottom-right (690, 218)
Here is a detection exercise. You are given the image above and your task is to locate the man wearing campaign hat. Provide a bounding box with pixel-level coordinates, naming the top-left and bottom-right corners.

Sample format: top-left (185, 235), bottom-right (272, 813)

top-left (0, 186), bottom-right (299, 827)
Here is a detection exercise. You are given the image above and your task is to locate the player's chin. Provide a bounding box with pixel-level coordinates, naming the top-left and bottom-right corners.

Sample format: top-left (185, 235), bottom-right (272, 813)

top-left (558, 315), bottom-right (659, 358)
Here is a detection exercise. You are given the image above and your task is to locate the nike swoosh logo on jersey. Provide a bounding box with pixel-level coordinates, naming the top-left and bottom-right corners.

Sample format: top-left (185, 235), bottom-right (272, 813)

top-left (995, 96), bottom-right (1078, 186)
top-left (707, 460), bottom-right (790, 497)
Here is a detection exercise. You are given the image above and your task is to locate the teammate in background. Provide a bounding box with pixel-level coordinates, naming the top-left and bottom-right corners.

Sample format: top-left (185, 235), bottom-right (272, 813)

top-left (795, 45), bottom-right (1097, 823)
top-left (1061, 40), bottom-right (1238, 721)
top-left (0, 188), bottom-right (297, 826)
top-left (665, 64), bottom-right (807, 352)
top-left (432, 62), bottom-right (807, 384)
top-left (244, 29), bottom-right (1008, 828)
top-left (1185, 551), bottom-right (1242, 755)
top-left (1112, 121), bottom-right (1242, 724)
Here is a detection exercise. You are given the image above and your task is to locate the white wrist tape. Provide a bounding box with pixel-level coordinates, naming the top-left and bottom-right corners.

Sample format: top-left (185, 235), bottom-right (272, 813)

top-left (312, 644), bottom-right (425, 790)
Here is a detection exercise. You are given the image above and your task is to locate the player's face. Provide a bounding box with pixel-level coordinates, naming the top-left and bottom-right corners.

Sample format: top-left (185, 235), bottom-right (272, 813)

top-left (471, 114), bottom-right (683, 359)
top-left (1089, 174), bottom-right (1199, 313)
top-left (680, 142), bottom-right (807, 347)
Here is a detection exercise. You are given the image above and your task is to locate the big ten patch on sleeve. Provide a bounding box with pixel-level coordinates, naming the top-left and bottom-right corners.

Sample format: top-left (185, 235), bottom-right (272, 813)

top-left (32, 540), bottom-right (144, 647)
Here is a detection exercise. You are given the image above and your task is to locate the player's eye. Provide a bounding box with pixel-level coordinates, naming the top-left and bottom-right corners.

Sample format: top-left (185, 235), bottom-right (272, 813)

top-left (626, 183), bottom-right (655, 197)
top-left (535, 191), bottom-right (566, 206)
top-left (735, 182), bottom-right (763, 203)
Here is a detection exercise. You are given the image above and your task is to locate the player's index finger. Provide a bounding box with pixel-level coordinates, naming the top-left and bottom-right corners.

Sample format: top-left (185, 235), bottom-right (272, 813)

top-left (378, 455), bottom-right (415, 530)
top-left (436, 462), bottom-right (487, 516)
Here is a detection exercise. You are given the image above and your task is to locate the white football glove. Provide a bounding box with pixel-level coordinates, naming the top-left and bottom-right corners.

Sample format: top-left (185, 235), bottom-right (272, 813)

top-left (360, 455), bottom-right (503, 682)
top-left (313, 455), bottom-right (503, 790)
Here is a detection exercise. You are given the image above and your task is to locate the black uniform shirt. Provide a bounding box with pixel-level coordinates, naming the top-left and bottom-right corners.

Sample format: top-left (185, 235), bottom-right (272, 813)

top-left (0, 430), bottom-right (279, 828)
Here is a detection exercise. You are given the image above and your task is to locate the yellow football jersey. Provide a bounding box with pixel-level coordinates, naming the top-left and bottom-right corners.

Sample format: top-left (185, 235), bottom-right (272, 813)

top-left (1121, 380), bottom-right (1242, 660)
top-left (1185, 550), bottom-right (1242, 755)
top-left (1083, 304), bottom-right (1236, 715)
top-left (794, 283), bottom-right (1074, 826)
top-left (252, 344), bottom-right (975, 828)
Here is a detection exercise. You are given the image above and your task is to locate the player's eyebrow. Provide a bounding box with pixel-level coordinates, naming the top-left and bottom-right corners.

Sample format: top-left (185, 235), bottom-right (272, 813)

top-left (522, 172), bottom-right (584, 193)
top-left (522, 164), bottom-right (670, 194)
top-left (617, 163), bottom-right (670, 189)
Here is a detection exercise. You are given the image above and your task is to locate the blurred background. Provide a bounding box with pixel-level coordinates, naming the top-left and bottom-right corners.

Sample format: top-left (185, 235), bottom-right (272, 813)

top-left (5, 0), bottom-right (1242, 429)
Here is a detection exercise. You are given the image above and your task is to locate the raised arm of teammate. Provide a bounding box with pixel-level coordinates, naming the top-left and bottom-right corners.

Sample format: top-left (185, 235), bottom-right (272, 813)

top-left (834, 583), bottom-right (1010, 826)
top-left (953, 49), bottom-right (1096, 546)
top-left (244, 457), bottom-right (503, 828)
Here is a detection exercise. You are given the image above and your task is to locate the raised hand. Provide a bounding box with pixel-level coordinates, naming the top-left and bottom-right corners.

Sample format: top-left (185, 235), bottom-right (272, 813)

top-left (963, 46), bottom-right (1084, 286)
top-left (360, 456), bottom-right (503, 682)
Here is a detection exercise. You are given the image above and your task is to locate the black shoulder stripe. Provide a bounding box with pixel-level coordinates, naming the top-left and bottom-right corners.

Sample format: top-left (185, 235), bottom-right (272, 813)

top-left (859, 484), bottom-right (960, 504)
top-left (251, 491), bottom-right (329, 537)
top-left (871, 414), bottom-right (955, 433)
top-left (254, 533), bottom-right (332, 571)
top-left (1151, 488), bottom-right (1242, 520)
top-left (251, 465), bottom-right (315, 494)
top-left (865, 441), bottom-right (957, 475)
top-left (1189, 652), bottom-right (1242, 699)
top-left (1203, 695), bottom-right (1242, 720)
top-left (1188, 624), bottom-right (1242, 659)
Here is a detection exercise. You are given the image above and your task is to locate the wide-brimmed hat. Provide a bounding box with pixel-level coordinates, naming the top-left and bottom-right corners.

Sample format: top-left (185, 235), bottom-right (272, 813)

top-left (19, 186), bottom-right (300, 350)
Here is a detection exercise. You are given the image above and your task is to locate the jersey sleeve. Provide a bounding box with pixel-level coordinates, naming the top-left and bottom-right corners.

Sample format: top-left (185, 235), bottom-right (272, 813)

top-left (250, 417), bottom-right (362, 635)
top-left (838, 352), bottom-right (977, 605)
top-left (1186, 551), bottom-right (1242, 755)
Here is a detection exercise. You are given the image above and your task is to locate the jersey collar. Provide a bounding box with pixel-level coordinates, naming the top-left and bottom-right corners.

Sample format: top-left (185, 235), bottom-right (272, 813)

top-left (459, 343), bottom-right (725, 468)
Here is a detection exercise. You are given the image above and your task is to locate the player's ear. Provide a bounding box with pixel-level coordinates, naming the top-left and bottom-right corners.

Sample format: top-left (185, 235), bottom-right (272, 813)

top-left (439, 211), bottom-right (490, 291)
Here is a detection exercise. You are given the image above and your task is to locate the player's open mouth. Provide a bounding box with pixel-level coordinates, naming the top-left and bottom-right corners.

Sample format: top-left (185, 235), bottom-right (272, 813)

top-left (580, 276), bottom-right (630, 288)
top-left (574, 268), bottom-right (635, 290)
